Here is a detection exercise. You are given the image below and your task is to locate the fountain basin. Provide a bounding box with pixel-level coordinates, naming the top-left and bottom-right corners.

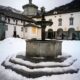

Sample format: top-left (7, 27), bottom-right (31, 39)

top-left (26, 40), bottom-right (62, 58)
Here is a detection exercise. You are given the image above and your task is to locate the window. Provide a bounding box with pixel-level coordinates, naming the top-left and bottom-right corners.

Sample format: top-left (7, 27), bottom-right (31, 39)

top-left (71, 14), bottom-right (73, 16)
top-left (53, 11), bottom-right (57, 14)
top-left (16, 20), bottom-right (18, 25)
top-left (49, 19), bottom-right (53, 26)
top-left (49, 19), bottom-right (52, 22)
top-left (25, 27), bottom-right (27, 32)
top-left (8, 18), bottom-right (10, 23)
top-left (69, 17), bottom-right (74, 25)
top-left (13, 18), bottom-right (15, 22)
top-left (21, 20), bottom-right (23, 23)
top-left (58, 18), bottom-right (62, 26)
top-left (5, 17), bottom-right (7, 21)
top-left (5, 25), bottom-right (8, 31)
top-left (21, 27), bottom-right (23, 31)
top-left (23, 21), bottom-right (25, 25)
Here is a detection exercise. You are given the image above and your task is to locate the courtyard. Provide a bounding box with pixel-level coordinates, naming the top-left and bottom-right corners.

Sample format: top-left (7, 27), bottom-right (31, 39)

top-left (0, 38), bottom-right (80, 80)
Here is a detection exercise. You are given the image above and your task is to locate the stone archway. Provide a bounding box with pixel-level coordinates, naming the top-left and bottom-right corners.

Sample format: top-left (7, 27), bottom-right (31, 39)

top-left (47, 29), bottom-right (54, 39)
top-left (57, 28), bottom-right (64, 39)
top-left (68, 28), bottom-right (76, 40)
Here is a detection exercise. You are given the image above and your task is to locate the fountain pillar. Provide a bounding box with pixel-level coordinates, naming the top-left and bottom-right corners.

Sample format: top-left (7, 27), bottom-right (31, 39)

top-left (26, 7), bottom-right (62, 58)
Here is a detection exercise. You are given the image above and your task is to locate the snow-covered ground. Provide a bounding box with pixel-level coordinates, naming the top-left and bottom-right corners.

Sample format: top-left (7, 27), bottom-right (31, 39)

top-left (62, 41), bottom-right (80, 59)
top-left (62, 40), bottom-right (80, 68)
top-left (0, 38), bottom-right (26, 63)
top-left (0, 38), bottom-right (80, 80)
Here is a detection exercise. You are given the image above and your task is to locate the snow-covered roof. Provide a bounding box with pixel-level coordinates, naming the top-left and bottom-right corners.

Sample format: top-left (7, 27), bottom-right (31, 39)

top-left (0, 5), bottom-right (35, 22)
top-left (46, 0), bottom-right (80, 16)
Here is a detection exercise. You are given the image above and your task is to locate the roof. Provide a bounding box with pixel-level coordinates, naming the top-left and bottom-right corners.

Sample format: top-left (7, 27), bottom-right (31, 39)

top-left (46, 0), bottom-right (80, 16)
top-left (24, 23), bottom-right (41, 28)
top-left (0, 5), bottom-right (21, 14)
top-left (32, 15), bottom-right (41, 18)
top-left (0, 6), bottom-right (35, 23)
top-left (23, 4), bottom-right (38, 9)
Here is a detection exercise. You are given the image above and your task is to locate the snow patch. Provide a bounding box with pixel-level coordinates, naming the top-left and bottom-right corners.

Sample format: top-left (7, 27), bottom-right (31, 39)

top-left (3, 58), bottom-right (79, 73)
top-left (10, 56), bottom-right (77, 67)
top-left (0, 38), bottom-right (26, 64)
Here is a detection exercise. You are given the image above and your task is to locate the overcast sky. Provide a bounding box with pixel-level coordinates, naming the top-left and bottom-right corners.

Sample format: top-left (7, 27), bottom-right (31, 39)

top-left (0, 0), bottom-right (73, 11)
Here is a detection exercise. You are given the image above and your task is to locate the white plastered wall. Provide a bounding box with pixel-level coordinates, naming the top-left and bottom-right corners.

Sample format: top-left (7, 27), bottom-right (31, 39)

top-left (45, 11), bottom-right (80, 32)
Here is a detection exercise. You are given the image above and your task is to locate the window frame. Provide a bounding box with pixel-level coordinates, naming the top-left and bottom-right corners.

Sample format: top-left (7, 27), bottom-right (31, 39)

top-left (25, 27), bottom-right (27, 32)
top-left (21, 27), bottom-right (23, 32)
top-left (5, 25), bottom-right (8, 31)
top-left (58, 18), bottom-right (62, 26)
top-left (8, 18), bottom-right (10, 23)
top-left (69, 17), bottom-right (74, 25)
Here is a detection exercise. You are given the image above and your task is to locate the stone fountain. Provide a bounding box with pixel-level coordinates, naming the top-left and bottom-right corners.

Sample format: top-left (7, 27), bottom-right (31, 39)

top-left (1, 2), bottom-right (79, 79)
top-left (26, 7), bottom-right (62, 58)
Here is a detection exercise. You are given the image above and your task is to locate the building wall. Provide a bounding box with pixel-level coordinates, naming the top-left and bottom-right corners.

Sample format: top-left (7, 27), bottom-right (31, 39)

top-left (24, 27), bottom-right (32, 39)
top-left (5, 18), bottom-right (24, 38)
top-left (5, 24), bottom-right (14, 38)
top-left (24, 26), bottom-right (41, 40)
top-left (32, 11), bottom-right (80, 40)
top-left (45, 12), bottom-right (80, 32)
top-left (37, 28), bottom-right (41, 39)
top-left (1, 11), bottom-right (80, 40)
top-left (0, 15), bottom-right (41, 40)
top-left (44, 11), bottom-right (80, 40)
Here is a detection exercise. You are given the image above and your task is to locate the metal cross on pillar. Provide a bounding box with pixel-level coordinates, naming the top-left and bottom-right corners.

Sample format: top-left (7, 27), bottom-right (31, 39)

top-left (35, 7), bottom-right (53, 41)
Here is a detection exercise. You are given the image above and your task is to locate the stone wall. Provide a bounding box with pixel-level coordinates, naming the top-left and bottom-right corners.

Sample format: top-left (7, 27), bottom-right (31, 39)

top-left (26, 40), bottom-right (62, 57)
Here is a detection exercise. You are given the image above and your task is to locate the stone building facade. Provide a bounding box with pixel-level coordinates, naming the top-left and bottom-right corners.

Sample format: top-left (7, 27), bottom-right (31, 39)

top-left (0, 0), bottom-right (41, 40)
top-left (45, 11), bottom-right (80, 40)
top-left (44, 0), bottom-right (80, 40)
top-left (0, 0), bottom-right (80, 40)
top-left (31, 0), bottom-right (80, 40)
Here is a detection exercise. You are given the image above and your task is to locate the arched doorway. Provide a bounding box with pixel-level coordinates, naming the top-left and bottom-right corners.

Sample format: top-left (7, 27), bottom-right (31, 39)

top-left (57, 28), bottom-right (64, 39)
top-left (68, 28), bottom-right (76, 40)
top-left (47, 29), bottom-right (54, 39)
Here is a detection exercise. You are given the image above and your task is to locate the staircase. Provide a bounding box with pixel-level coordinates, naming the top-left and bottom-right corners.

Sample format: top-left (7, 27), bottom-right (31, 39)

top-left (1, 54), bottom-right (79, 78)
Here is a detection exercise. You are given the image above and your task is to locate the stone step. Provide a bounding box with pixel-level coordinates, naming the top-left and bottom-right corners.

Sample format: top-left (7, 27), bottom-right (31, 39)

top-left (2, 57), bottom-right (79, 78)
top-left (16, 54), bottom-right (71, 63)
top-left (10, 56), bottom-right (77, 69)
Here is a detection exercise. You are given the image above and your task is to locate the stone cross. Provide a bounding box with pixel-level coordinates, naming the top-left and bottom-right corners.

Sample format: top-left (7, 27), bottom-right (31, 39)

top-left (29, 0), bottom-right (32, 4)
